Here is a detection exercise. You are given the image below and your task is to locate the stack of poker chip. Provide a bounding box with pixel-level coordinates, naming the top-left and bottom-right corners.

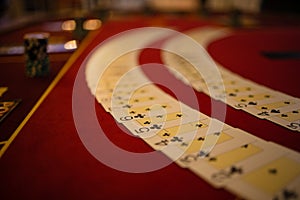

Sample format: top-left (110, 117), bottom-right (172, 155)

top-left (24, 32), bottom-right (50, 77)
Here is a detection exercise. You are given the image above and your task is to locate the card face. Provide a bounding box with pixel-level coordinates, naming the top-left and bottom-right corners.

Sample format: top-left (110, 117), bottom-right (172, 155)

top-left (111, 99), bottom-right (182, 123)
top-left (0, 87), bottom-right (8, 97)
top-left (97, 83), bottom-right (158, 112)
top-left (188, 140), bottom-right (289, 188)
top-left (159, 127), bottom-right (258, 170)
top-left (268, 107), bottom-right (300, 132)
top-left (143, 118), bottom-right (217, 151)
top-left (112, 99), bottom-right (202, 124)
top-left (0, 99), bottom-right (21, 123)
top-left (112, 102), bottom-right (176, 123)
top-left (104, 83), bottom-right (176, 113)
top-left (94, 63), bottom-right (155, 111)
top-left (226, 147), bottom-right (300, 200)
top-left (226, 91), bottom-right (284, 110)
top-left (207, 75), bottom-right (264, 101)
top-left (243, 99), bottom-right (300, 119)
top-left (122, 108), bottom-right (208, 138)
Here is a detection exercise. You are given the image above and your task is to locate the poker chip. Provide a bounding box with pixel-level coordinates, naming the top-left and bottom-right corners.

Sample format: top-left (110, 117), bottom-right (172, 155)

top-left (24, 32), bottom-right (50, 77)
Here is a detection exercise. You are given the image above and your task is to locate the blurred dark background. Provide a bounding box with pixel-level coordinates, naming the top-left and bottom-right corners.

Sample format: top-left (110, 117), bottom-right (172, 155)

top-left (0, 0), bottom-right (299, 32)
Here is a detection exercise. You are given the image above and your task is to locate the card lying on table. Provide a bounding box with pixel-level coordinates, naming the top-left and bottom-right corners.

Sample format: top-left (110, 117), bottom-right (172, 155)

top-left (226, 146), bottom-right (300, 200)
top-left (162, 27), bottom-right (300, 132)
top-left (84, 26), bottom-right (300, 200)
top-left (0, 99), bottom-right (21, 123)
top-left (0, 87), bottom-right (8, 97)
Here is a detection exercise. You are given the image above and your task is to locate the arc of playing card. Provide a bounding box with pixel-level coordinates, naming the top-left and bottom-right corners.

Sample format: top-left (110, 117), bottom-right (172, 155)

top-left (78, 23), bottom-right (300, 200)
top-left (161, 26), bottom-right (300, 131)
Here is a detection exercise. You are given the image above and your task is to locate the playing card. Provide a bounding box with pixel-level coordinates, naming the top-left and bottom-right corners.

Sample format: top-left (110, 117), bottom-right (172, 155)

top-left (142, 116), bottom-right (216, 151)
top-left (0, 99), bottom-right (21, 123)
top-left (100, 83), bottom-right (174, 112)
top-left (161, 26), bottom-right (300, 133)
top-left (244, 99), bottom-right (300, 119)
top-left (112, 102), bottom-right (176, 123)
top-left (225, 89), bottom-right (284, 109)
top-left (204, 78), bottom-right (261, 101)
top-left (110, 90), bottom-right (186, 123)
top-left (166, 61), bottom-right (194, 86)
top-left (189, 139), bottom-right (289, 188)
top-left (172, 127), bottom-right (259, 169)
top-left (112, 96), bottom-right (200, 123)
top-left (267, 106), bottom-right (300, 132)
top-left (93, 55), bottom-right (154, 110)
top-left (122, 106), bottom-right (207, 137)
top-left (225, 144), bottom-right (300, 200)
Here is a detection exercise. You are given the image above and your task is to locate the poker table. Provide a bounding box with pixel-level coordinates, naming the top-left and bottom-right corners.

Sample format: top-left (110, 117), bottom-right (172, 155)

top-left (0, 14), bottom-right (299, 199)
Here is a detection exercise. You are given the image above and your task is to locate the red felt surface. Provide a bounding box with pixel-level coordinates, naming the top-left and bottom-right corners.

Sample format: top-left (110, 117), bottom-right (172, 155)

top-left (0, 56), bottom-right (69, 141)
top-left (0, 16), bottom-right (299, 199)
